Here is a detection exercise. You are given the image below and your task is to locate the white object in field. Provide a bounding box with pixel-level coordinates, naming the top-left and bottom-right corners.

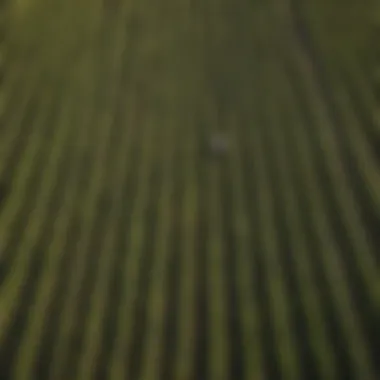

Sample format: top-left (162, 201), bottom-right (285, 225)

top-left (208, 132), bottom-right (230, 156)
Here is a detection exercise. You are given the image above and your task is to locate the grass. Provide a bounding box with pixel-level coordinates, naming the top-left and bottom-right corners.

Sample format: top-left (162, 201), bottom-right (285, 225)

top-left (0, 0), bottom-right (379, 379)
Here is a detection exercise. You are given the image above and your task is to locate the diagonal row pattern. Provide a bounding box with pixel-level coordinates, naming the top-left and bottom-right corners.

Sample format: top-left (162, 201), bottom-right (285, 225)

top-left (0, 1), bottom-right (379, 379)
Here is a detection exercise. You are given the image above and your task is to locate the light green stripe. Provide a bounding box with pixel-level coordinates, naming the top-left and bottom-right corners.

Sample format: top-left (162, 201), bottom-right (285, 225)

top-left (286, 72), bottom-right (377, 380)
top-left (139, 114), bottom-right (176, 380)
top-left (11, 67), bottom-right (83, 380)
top-left (0, 84), bottom-right (60, 343)
top-left (290, 43), bottom-right (379, 307)
top-left (272, 59), bottom-right (337, 380)
top-left (252, 121), bottom-right (301, 380)
top-left (228, 110), bottom-right (266, 380)
top-left (254, 42), bottom-right (301, 380)
top-left (47, 51), bottom-right (114, 380)
top-left (107, 114), bottom-right (160, 380)
top-left (206, 101), bottom-right (229, 380)
top-left (174, 116), bottom-right (197, 380)
top-left (76, 15), bottom-right (135, 380)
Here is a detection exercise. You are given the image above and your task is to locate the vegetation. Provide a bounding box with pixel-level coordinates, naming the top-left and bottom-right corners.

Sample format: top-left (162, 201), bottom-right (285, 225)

top-left (302, 0), bottom-right (377, 56)
top-left (0, 1), bottom-right (379, 380)
top-left (301, 0), bottom-right (380, 89)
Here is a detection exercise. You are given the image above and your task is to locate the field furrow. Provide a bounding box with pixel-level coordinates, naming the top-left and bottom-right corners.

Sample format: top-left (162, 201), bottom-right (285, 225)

top-left (0, 0), bottom-right (378, 379)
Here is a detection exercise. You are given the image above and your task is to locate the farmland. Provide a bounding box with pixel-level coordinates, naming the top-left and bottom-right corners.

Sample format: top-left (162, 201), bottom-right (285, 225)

top-left (0, 0), bottom-right (379, 379)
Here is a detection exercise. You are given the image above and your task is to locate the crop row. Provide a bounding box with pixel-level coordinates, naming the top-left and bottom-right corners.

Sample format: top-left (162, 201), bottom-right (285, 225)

top-left (0, 1), bottom-right (378, 380)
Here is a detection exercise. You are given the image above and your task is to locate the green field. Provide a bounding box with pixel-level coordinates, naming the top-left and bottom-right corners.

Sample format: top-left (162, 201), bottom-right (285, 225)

top-left (0, 0), bottom-right (379, 379)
